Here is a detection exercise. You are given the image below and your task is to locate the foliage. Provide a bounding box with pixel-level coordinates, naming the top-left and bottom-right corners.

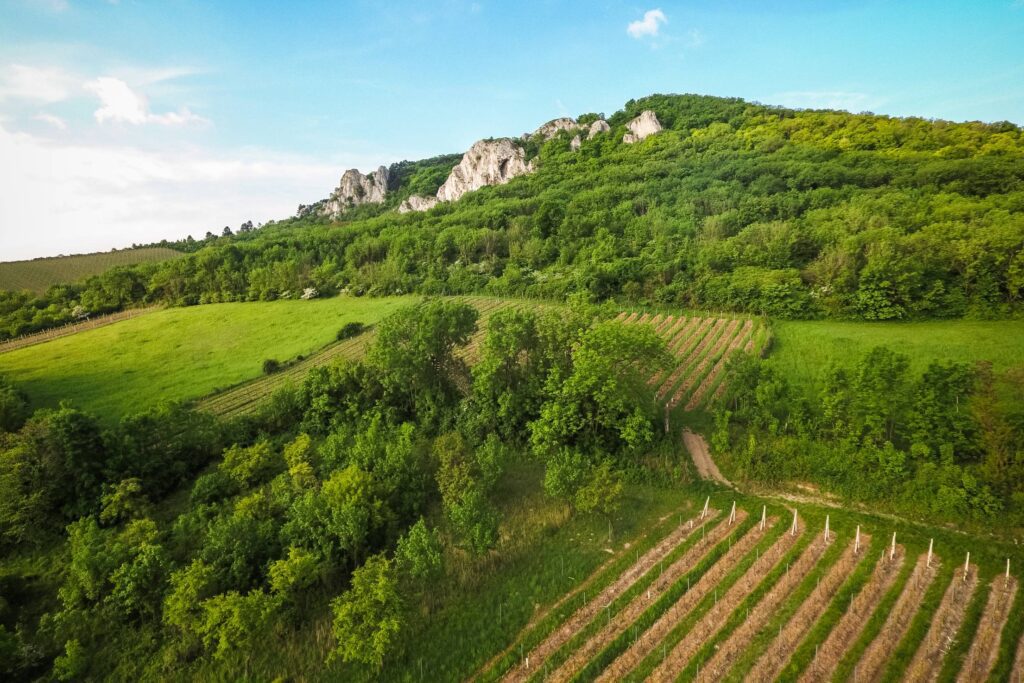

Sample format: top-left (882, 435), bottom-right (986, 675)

top-left (329, 553), bottom-right (403, 670)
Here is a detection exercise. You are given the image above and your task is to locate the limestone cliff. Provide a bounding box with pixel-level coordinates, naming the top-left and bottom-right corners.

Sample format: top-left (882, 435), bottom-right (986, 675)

top-left (587, 119), bottom-right (611, 139)
top-left (622, 110), bottom-right (663, 144)
top-left (323, 166), bottom-right (389, 216)
top-left (532, 117), bottom-right (583, 140)
top-left (435, 138), bottom-right (530, 203)
top-left (398, 195), bottom-right (439, 213)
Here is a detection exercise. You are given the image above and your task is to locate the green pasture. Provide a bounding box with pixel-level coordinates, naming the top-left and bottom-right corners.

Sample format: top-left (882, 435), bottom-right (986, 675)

top-left (0, 295), bottom-right (416, 422)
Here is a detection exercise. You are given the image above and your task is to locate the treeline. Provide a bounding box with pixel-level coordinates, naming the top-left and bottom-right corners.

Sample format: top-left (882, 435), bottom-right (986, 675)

top-left (0, 299), bottom-right (671, 679)
top-left (714, 348), bottom-right (1024, 524)
top-left (4, 94), bottom-right (1024, 340)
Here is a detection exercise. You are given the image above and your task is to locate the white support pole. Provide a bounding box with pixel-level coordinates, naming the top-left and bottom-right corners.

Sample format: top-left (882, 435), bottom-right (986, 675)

top-left (1007, 558), bottom-right (1011, 588)
top-left (855, 525), bottom-right (861, 555)
top-left (729, 501), bottom-right (736, 525)
top-left (760, 505), bottom-right (766, 531)
top-left (964, 552), bottom-right (970, 582)
top-left (927, 539), bottom-right (933, 568)
top-left (701, 496), bottom-right (709, 520)
top-left (791, 509), bottom-right (798, 536)
top-left (890, 532), bottom-right (896, 560)
top-left (824, 515), bottom-right (830, 543)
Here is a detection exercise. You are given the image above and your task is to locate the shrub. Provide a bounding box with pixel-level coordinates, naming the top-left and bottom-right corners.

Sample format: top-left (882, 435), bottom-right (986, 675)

top-left (336, 321), bottom-right (366, 341)
top-left (262, 359), bottom-right (281, 375)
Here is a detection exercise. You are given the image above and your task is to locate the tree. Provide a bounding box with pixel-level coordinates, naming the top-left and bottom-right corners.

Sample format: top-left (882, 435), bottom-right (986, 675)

top-left (329, 554), bottom-right (403, 670)
top-left (394, 518), bottom-right (442, 589)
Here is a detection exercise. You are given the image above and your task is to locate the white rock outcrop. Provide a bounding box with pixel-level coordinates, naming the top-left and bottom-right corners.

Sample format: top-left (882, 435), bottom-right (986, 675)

top-left (435, 138), bottom-right (530, 203)
top-left (587, 119), bottom-right (610, 139)
top-left (570, 134), bottom-right (581, 151)
top-left (323, 166), bottom-right (390, 215)
top-left (532, 117), bottom-right (582, 140)
top-left (398, 195), bottom-right (439, 213)
top-left (622, 110), bottom-right (663, 144)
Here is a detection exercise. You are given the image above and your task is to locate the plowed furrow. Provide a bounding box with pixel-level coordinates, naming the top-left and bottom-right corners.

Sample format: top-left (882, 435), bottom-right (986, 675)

top-left (685, 319), bottom-right (754, 410)
top-left (499, 510), bottom-right (718, 682)
top-left (595, 518), bottom-right (779, 682)
top-left (906, 567), bottom-right (980, 681)
top-left (748, 535), bottom-right (866, 681)
top-left (668, 318), bottom-right (739, 408)
top-left (855, 553), bottom-right (940, 681)
top-left (656, 318), bottom-right (721, 399)
top-left (957, 576), bottom-right (1018, 682)
top-left (648, 520), bottom-right (807, 681)
top-left (546, 512), bottom-right (748, 683)
top-left (799, 546), bottom-right (906, 683)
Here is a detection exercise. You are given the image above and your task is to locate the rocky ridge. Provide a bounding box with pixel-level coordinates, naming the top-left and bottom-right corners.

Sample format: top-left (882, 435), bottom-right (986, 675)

top-left (322, 166), bottom-right (389, 217)
top-left (622, 110), bottom-right (663, 143)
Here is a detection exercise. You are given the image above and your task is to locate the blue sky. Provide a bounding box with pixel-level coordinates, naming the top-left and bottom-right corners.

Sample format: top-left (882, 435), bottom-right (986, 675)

top-left (1, 0), bottom-right (1023, 260)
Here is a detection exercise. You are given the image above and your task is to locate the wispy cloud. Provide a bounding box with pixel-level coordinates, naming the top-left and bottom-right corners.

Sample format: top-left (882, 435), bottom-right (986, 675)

top-left (627, 9), bottom-right (667, 39)
top-left (0, 64), bottom-right (77, 102)
top-left (771, 90), bottom-right (883, 113)
top-left (33, 112), bottom-right (67, 129)
top-left (84, 77), bottom-right (207, 126)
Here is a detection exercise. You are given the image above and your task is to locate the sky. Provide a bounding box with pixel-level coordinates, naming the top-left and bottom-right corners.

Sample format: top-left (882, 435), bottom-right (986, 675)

top-left (1, 1), bottom-right (1023, 261)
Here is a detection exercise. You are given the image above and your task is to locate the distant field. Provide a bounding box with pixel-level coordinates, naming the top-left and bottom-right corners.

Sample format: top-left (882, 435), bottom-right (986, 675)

top-left (0, 295), bottom-right (416, 422)
top-left (770, 319), bottom-right (1024, 392)
top-left (0, 247), bottom-right (183, 293)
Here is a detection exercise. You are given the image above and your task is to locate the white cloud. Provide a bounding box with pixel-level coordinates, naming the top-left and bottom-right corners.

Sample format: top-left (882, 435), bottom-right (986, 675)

top-left (0, 123), bottom-right (344, 259)
top-left (0, 64), bottom-right (76, 103)
top-left (84, 76), bottom-right (207, 126)
top-left (33, 112), bottom-right (67, 130)
top-left (772, 90), bottom-right (882, 112)
top-left (627, 9), bottom-right (667, 39)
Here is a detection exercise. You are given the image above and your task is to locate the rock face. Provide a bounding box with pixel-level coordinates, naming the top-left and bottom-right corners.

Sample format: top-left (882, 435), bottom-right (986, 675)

top-left (436, 138), bottom-right (530, 203)
top-left (587, 119), bottom-right (610, 139)
top-left (532, 117), bottom-right (582, 140)
top-left (570, 134), bottom-right (581, 151)
top-left (622, 110), bottom-right (662, 144)
top-left (398, 195), bottom-right (439, 213)
top-left (323, 166), bottom-right (389, 215)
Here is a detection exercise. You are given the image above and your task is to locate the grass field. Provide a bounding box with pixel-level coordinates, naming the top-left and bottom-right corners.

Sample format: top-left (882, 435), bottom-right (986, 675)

top-left (0, 247), bottom-right (184, 293)
top-left (770, 319), bottom-right (1024, 392)
top-left (0, 295), bottom-right (416, 422)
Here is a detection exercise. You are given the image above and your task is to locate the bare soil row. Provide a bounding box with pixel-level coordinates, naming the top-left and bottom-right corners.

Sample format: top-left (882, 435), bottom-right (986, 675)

top-left (957, 576), bottom-right (1019, 683)
top-left (905, 566), bottom-right (980, 681)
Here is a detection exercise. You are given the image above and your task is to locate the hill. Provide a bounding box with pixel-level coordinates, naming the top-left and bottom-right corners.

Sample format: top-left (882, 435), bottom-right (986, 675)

top-left (0, 247), bottom-right (183, 294)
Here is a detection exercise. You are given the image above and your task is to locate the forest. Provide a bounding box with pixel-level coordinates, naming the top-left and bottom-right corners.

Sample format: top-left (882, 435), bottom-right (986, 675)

top-left (2, 94), bottom-right (1023, 341)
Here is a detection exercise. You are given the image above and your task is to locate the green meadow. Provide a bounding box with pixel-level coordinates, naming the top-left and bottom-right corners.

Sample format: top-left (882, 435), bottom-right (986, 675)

top-left (769, 319), bottom-right (1024, 393)
top-left (0, 295), bottom-right (416, 422)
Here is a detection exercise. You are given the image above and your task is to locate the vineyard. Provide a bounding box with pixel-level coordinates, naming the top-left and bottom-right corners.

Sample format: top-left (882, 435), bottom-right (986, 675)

top-left (0, 247), bottom-right (184, 293)
top-left (472, 498), bottom-right (1024, 683)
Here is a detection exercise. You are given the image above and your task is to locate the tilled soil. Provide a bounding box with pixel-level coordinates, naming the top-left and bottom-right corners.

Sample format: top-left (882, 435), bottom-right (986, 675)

top-left (594, 517), bottom-right (779, 682)
top-left (689, 531), bottom-right (835, 681)
top-left (646, 520), bottom-right (807, 682)
top-left (957, 576), bottom-right (1018, 683)
top-left (668, 319), bottom-right (739, 408)
top-left (798, 545), bottom-right (906, 683)
top-left (905, 566), bottom-right (980, 681)
top-left (545, 510), bottom-right (749, 683)
top-left (747, 534), bottom-right (866, 681)
top-left (686, 319), bottom-right (754, 410)
top-left (499, 509), bottom-right (718, 683)
top-left (655, 318), bottom-right (719, 398)
top-left (854, 552), bottom-right (940, 681)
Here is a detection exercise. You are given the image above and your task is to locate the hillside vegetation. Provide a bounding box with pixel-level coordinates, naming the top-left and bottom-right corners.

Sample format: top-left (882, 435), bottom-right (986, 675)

top-left (3, 94), bottom-right (1024, 343)
top-left (0, 248), bottom-right (183, 295)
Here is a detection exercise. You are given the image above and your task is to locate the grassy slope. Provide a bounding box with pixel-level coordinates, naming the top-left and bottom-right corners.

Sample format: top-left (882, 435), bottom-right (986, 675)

top-left (0, 247), bottom-right (183, 293)
top-left (0, 295), bottom-right (415, 422)
top-left (769, 319), bottom-right (1024, 400)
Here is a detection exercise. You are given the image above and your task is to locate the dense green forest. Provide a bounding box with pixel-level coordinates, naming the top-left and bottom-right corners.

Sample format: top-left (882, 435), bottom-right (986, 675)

top-left (3, 94), bottom-right (1024, 340)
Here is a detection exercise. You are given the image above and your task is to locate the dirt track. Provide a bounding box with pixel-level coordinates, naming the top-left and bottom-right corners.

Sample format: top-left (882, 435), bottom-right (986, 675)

top-left (683, 430), bottom-right (731, 487)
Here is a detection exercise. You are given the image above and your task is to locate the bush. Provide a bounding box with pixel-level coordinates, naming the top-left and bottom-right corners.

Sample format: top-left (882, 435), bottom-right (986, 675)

top-left (262, 359), bottom-right (281, 375)
top-left (336, 322), bottom-right (365, 341)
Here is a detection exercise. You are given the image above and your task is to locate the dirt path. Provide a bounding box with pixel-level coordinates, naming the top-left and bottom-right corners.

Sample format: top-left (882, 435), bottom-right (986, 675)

top-left (957, 576), bottom-right (1018, 682)
top-left (855, 553), bottom-right (941, 680)
top-left (546, 511), bottom-right (748, 683)
top-left (692, 531), bottom-right (836, 681)
top-left (799, 545), bottom-right (906, 683)
top-left (905, 565), bottom-right (979, 681)
top-left (747, 535), bottom-right (865, 681)
top-left (595, 517), bottom-right (779, 682)
top-left (499, 509), bottom-right (717, 682)
top-left (647, 520), bottom-right (806, 681)
top-left (683, 430), bottom-right (731, 487)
